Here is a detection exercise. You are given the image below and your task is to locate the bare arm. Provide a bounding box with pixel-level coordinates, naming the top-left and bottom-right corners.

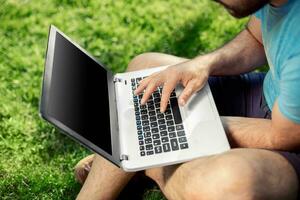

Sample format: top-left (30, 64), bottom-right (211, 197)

top-left (222, 102), bottom-right (300, 151)
top-left (194, 16), bottom-right (266, 75)
top-left (136, 16), bottom-right (267, 112)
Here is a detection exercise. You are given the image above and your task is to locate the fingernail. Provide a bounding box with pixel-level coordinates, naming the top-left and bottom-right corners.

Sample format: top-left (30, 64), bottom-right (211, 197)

top-left (179, 99), bottom-right (185, 106)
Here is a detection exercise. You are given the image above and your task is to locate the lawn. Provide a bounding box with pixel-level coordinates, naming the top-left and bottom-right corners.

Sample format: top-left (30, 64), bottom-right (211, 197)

top-left (0, 0), bottom-right (247, 199)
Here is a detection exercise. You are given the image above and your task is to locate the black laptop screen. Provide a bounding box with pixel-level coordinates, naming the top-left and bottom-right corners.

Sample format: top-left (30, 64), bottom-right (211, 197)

top-left (47, 32), bottom-right (112, 155)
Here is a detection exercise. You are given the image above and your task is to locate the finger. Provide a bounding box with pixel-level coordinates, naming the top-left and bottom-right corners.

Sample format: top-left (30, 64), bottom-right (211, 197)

top-left (141, 80), bottom-right (161, 105)
top-left (134, 72), bottom-right (159, 95)
top-left (160, 79), bottom-right (177, 113)
top-left (179, 79), bottom-right (205, 106)
top-left (134, 78), bottom-right (151, 95)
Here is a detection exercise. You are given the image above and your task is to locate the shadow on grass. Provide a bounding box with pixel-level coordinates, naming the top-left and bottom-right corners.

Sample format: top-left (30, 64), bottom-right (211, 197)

top-left (150, 14), bottom-right (212, 58)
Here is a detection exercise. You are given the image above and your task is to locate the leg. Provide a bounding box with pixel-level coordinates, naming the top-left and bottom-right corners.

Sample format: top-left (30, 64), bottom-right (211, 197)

top-left (76, 52), bottom-right (187, 199)
top-left (145, 149), bottom-right (299, 200)
top-left (76, 154), bottom-right (135, 200)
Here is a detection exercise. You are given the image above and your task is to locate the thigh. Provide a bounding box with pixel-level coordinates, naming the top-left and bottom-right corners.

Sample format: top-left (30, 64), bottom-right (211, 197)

top-left (127, 52), bottom-right (188, 72)
top-left (208, 72), bottom-right (268, 118)
top-left (146, 148), bottom-right (299, 200)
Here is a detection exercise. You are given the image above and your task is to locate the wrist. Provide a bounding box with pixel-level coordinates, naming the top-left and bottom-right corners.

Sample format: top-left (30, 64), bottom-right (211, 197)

top-left (192, 53), bottom-right (221, 75)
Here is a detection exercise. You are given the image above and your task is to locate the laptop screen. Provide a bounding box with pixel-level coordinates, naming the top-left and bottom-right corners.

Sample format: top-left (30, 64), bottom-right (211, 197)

top-left (47, 32), bottom-right (112, 155)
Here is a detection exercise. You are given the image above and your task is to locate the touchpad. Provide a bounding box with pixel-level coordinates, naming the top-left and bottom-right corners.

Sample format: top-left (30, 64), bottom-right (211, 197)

top-left (184, 85), bottom-right (215, 123)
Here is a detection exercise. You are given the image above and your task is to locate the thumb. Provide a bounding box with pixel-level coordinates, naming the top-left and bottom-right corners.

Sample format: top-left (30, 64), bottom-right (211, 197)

top-left (178, 79), bottom-right (205, 106)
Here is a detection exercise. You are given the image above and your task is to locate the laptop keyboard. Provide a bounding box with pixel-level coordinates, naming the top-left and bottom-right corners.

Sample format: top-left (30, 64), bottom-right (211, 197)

top-left (131, 77), bottom-right (189, 157)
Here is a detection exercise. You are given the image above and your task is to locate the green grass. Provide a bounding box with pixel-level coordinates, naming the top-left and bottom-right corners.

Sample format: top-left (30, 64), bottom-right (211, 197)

top-left (0, 0), bottom-right (247, 199)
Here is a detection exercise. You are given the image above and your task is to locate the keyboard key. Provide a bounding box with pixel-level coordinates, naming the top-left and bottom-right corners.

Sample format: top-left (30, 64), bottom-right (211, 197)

top-left (160, 131), bottom-right (168, 136)
top-left (176, 124), bottom-right (184, 130)
top-left (151, 128), bottom-right (159, 133)
top-left (159, 125), bottom-right (166, 131)
top-left (152, 134), bottom-right (160, 139)
top-left (138, 135), bottom-right (143, 140)
top-left (140, 146), bottom-right (145, 150)
top-left (142, 121), bottom-right (149, 126)
top-left (137, 125), bottom-right (142, 130)
top-left (147, 151), bottom-right (154, 155)
top-left (141, 105), bottom-right (146, 109)
top-left (141, 110), bottom-right (147, 115)
top-left (169, 132), bottom-right (176, 138)
top-left (167, 120), bottom-right (174, 126)
top-left (155, 103), bottom-right (160, 108)
top-left (136, 120), bottom-right (141, 125)
top-left (170, 139), bottom-right (179, 151)
top-left (170, 98), bottom-right (182, 124)
top-left (168, 126), bottom-right (175, 132)
top-left (161, 137), bottom-right (169, 143)
top-left (157, 114), bottom-right (164, 119)
top-left (144, 132), bottom-right (151, 138)
top-left (149, 111), bottom-right (156, 116)
top-left (141, 115), bottom-right (148, 120)
top-left (179, 137), bottom-right (187, 143)
top-left (145, 138), bottom-right (152, 144)
top-left (151, 122), bottom-right (158, 128)
top-left (139, 141), bottom-right (144, 145)
top-left (135, 115), bottom-right (140, 120)
top-left (140, 151), bottom-right (145, 156)
top-left (163, 143), bottom-right (171, 152)
top-left (158, 119), bottom-right (165, 125)
top-left (153, 140), bottom-right (161, 146)
top-left (146, 144), bottom-right (153, 150)
top-left (177, 131), bottom-right (185, 137)
top-left (150, 116), bottom-right (156, 122)
top-left (143, 126), bottom-right (150, 132)
top-left (166, 115), bottom-right (173, 120)
top-left (148, 105), bottom-right (155, 111)
top-left (138, 130), bottom-right (143, 135)
top-left (180, 143), bottom-right (189, 149)
top-left (154, 146), bottom-right (162, 154)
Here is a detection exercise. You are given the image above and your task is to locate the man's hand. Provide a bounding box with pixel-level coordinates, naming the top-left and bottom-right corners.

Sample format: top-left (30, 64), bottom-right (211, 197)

top-left (134, 59), bottom-right (211, 113)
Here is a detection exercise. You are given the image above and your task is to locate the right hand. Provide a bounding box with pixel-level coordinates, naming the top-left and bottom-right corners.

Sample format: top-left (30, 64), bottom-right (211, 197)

top-left (134, 59), bottom-right (211, 112)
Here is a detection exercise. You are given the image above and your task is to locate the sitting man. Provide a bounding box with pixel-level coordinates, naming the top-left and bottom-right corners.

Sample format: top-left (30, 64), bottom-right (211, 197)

top-left (75, 0), bottom-right (300, 199)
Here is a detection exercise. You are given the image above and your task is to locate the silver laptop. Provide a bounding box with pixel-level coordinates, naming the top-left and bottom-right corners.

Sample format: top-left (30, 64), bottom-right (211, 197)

top-left (40, 25), bottom-right (230, 171)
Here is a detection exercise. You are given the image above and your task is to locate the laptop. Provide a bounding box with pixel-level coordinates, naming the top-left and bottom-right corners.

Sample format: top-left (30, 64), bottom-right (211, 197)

top-left (40, 25), bottom-right (230, 171)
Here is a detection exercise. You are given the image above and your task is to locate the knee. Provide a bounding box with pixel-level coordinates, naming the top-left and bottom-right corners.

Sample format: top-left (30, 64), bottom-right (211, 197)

top-left (183, 154), bottom-right (265, 200)
top-left (127, 52), bottom-right (159, 72)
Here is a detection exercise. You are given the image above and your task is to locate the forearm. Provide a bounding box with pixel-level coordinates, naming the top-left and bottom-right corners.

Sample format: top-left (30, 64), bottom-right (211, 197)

top-left (193, 28), bottom-right (267, 75)
top-left (221, 116), bottom-right (274, 149)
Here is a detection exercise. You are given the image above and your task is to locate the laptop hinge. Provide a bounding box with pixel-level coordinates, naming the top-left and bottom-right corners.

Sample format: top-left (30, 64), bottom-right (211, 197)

top-left (113, 77), bottom-right (127, 85)
top-left (120, 154), bottom-right (129, 161)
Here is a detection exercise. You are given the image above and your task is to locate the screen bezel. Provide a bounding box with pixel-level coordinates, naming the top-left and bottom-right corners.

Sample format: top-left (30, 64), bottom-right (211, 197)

top-left (40, 25), bottom-right (120, 167)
